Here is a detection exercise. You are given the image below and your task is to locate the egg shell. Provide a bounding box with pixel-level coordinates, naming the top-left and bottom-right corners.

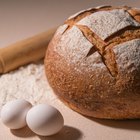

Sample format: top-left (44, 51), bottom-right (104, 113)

top-left (26, 104), bottom-right (64, 136)
top-left (1, 99), bottom-right (32, 129)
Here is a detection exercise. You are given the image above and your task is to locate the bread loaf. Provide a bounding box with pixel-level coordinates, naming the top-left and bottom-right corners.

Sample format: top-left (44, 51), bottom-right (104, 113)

top-left (45, 6), bottom-right (140, 119)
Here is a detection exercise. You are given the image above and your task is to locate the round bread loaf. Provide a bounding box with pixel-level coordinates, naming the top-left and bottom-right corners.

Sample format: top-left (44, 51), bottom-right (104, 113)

top-left (45, 6), bottom-right (140, 119)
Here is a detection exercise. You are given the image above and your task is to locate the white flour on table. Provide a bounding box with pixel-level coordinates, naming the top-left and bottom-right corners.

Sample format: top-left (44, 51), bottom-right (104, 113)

top-left (0, 62), bottom-right (63, 112)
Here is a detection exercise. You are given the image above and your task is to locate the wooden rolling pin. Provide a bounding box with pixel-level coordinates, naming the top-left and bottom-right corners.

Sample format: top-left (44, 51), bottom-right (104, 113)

top-left (0, 27), bottom-right (57, 74)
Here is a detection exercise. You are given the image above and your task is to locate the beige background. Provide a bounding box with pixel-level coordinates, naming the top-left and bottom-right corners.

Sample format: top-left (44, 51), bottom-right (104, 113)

top-left (0, 0), bottom-right (140, 47)
top-left (0, 0), bottom-right (140, 140)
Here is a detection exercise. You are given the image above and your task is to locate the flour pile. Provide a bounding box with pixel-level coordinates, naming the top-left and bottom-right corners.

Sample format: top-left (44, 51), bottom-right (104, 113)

top-left (0, 63), bottom-right (62, 111)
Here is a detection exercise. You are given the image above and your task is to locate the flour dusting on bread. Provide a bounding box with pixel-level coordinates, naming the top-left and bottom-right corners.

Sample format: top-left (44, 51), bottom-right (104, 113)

top-left (77, 9), bottom-right (140, 40)
top-left (114, 39), bottom-right (140, 73)
top-left (57, 26), bottom-right (93, 63)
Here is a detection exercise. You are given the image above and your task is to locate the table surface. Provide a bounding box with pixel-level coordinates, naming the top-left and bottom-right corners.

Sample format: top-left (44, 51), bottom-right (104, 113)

top-left (0, 0), bottom-right (140, 140)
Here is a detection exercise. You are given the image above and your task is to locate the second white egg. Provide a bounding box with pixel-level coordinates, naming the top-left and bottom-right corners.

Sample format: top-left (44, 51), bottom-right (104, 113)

top-left (26, 104), bottom-right (64, 136)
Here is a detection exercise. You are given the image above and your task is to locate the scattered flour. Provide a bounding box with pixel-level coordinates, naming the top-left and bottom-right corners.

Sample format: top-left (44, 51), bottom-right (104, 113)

top-left (0, 62), bottom-right (63, 112)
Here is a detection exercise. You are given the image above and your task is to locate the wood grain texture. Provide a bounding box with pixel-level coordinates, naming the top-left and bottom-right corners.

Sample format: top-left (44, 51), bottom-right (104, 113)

top-left (0, 28), bottom-right (56, 74)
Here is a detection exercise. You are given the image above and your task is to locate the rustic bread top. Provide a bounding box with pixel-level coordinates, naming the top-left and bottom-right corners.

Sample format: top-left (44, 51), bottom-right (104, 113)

top-left (54, 6), bottom-right (140, 80)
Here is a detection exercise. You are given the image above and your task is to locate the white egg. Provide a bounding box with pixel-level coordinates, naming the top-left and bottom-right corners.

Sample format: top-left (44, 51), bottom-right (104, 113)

top-left (26, 104), bottom-right (64, 136)
top-left (1, 99), bottom-right (32, 129)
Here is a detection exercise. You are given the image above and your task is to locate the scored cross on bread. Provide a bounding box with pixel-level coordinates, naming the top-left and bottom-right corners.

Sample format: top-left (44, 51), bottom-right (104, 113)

top-left (63, 5), bottom-right (140, 77)
top-left (45, 6), bottom-right (140, 119)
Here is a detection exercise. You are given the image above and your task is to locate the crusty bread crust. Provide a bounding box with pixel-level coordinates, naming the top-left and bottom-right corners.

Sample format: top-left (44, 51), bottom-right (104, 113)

top-left (45, 6), bottom-right (140, 119)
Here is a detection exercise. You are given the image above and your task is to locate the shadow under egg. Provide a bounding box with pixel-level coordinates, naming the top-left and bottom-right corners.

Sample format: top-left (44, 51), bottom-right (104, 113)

top-left (10, 125), bottom-right (36, 138)
top-left (38, 125), bottom-right (83, 140)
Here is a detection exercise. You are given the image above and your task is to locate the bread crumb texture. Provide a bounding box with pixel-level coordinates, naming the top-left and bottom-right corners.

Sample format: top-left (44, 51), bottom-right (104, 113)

top-left (45, 6), bottom-right (140, 119)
